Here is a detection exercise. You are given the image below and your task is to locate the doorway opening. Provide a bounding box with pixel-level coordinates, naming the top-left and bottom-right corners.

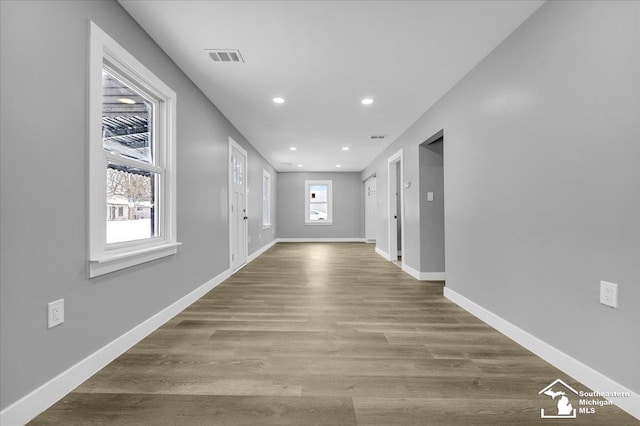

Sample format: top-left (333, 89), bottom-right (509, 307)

top-left (387, 149), bottom-right (404, 268)
top-left (418, 129), bottom-right (446, 281)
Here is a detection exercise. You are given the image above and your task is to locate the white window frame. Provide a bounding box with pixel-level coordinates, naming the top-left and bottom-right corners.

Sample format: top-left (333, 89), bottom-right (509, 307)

top-left (305, 180), bottom-right (333, 226)
top-left (88, 22), bottom-right (180, 278)
top-left (262, 169), bottom-right (272, 228)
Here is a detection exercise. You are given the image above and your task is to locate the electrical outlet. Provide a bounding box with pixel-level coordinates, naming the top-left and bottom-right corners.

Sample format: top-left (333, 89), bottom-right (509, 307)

top-left (48, 299), bottom-right (64, 328)
top-left (600, 281), bottom-right (618, 308)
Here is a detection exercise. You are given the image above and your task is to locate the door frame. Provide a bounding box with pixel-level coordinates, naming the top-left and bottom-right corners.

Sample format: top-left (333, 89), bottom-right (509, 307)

top-left (364, 174), bottom-right (377, 243)
top-left (228, 136), bottom-right (249, 270)
top-left (387, 149), bottom-right (404, 266)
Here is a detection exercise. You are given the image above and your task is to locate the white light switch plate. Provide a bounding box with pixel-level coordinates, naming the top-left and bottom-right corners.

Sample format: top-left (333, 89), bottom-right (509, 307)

top-left (427, 192), bottom-right (434, 202)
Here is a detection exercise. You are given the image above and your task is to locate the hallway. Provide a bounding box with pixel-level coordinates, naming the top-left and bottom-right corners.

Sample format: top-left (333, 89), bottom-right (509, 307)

top-left (31, 243), bottom-right (636, 425)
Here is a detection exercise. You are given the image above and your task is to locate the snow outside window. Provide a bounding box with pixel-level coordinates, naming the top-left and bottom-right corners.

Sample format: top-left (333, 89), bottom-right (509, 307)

top-left (305, 180), bottom-right (333, 225)
top-left (88, 22), bottom-right (179, 277)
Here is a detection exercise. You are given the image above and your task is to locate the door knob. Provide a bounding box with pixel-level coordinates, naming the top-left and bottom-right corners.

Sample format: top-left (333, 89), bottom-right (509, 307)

top-left (243, 216), bottom-right (248, 220)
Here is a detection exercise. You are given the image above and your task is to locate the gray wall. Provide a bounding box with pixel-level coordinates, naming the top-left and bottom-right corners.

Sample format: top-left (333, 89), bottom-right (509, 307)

top-left (419, 140), bottom-right (445, 272)
top-left (0, 0), bottom-right (276, 410)
top-left (362, 1), bottom-right (639, 393)
top-left (277, 173), bottom-right (364, 239)
top-left (248, 156), bottom-right (277, 253)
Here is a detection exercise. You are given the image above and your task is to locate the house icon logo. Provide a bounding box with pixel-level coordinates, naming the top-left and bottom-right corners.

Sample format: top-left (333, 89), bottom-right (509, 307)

top-left (538, 379), bottom-right (578, 419)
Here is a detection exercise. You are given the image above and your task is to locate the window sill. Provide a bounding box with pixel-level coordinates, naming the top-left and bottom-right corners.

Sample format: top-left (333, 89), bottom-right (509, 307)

top-left (263, 224), bottom-right (272, 230)
top-left (305, 221), bottom-right (333, 226)
top-left (89, 242), bottom-right (182, 278)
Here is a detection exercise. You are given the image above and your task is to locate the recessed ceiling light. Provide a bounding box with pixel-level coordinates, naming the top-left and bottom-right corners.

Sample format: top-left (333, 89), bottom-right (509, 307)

top-left (342, 147), bottom-right (349, 151)
top-left (297, 164), bottom-right (303, 167)
top-left (117, 98), bottom-right (136, 104)
top-left (361, 98), bottom-right (373, 105)
top-left (336, 164), bottom-right (342, 168)
top-left (290, 147), bottom-right (297, 151)
top-left (273, 97), bottom-right (285, 104)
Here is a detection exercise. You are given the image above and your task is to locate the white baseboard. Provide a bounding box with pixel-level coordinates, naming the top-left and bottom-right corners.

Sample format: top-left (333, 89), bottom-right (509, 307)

top-left (375, 246), bottom-right (390, 260)
top-left (401, 264), bottom-right (446, 282)
top-left (247, 239), bottom-right (277, 263)
top-left (402, 263), bottom-right (421, 280)
top-left (420, 272), bottom-right (446, 281)
top-left (444, 287), bottom-right (640, 420)
top-left (365, 239), bottom-right (376, 244)
top-left (0, 268), bottom-right (233, 426)
top-left (277, 238), bottom-right (365, 243)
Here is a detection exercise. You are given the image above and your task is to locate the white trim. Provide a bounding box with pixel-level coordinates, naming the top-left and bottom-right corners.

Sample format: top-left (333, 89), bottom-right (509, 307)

top-left (444, 287), bottom-right (640, 420)
top-left (228, 137), bottom-right (249, 271)
top-left (89, 242), bottom-right (182, 277)
top-left (420, 272), bottom-right (446, 281)
top-left (0, 268), bottom-right (233, 426)
top-left (402, 264), bottom-right (421, 280)
top-left (103, 151), bottom-right (164, 174)
top-left (375, 246), bottom-right (390, 260)
top-left (277, 238), bottom-right (365, 243)
top-left (365, 239), bottom-right (376, 244)
top-left (391, 260), bottom-right (447, 281)
top-left (247, 239), bottom-right (277, 263)
top-left (90, 242), bottom-right (182, 264)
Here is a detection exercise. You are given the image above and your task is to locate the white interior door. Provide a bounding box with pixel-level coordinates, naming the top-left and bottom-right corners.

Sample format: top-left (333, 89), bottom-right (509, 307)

top-left (365, 176), bottom-right (377, 242)
top-left (229, 140), bottom-right (247, 270)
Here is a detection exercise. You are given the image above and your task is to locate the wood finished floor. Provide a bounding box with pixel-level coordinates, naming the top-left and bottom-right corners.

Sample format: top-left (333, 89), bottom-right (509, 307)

top-left (32, 243), bottom-right (637, 425)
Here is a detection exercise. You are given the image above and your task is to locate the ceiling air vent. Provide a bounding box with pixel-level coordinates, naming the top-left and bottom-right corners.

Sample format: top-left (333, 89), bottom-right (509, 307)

top-left (370, 135), bottom-right (387, 140)
top-left (207, 49), bottom-right (244, 63)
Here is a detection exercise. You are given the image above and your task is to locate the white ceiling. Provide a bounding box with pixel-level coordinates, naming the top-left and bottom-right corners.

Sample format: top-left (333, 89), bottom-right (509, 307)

top-left (119, 0), bottom-right (544, 172)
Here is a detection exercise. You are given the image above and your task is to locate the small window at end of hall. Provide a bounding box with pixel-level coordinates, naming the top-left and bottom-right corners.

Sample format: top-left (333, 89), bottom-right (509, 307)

top-left (305, 180), bottom-right (332, 225)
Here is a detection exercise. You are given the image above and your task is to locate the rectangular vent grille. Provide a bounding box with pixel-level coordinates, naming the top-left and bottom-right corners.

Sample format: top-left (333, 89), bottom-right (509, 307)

top-left (207, 49), bottom-right (244, 63)
top-left (370, 135), bottom-right (387, 140)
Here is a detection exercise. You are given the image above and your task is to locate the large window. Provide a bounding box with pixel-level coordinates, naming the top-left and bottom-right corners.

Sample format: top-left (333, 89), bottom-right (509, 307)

top-left (89, 22), bottom-right (179, 277)
top-left (103, 68), bottom-right (156, 244)
top-left (262, 170), bottom-right (271, 228)
top-left (305, 180), bottom-right (333, 225)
